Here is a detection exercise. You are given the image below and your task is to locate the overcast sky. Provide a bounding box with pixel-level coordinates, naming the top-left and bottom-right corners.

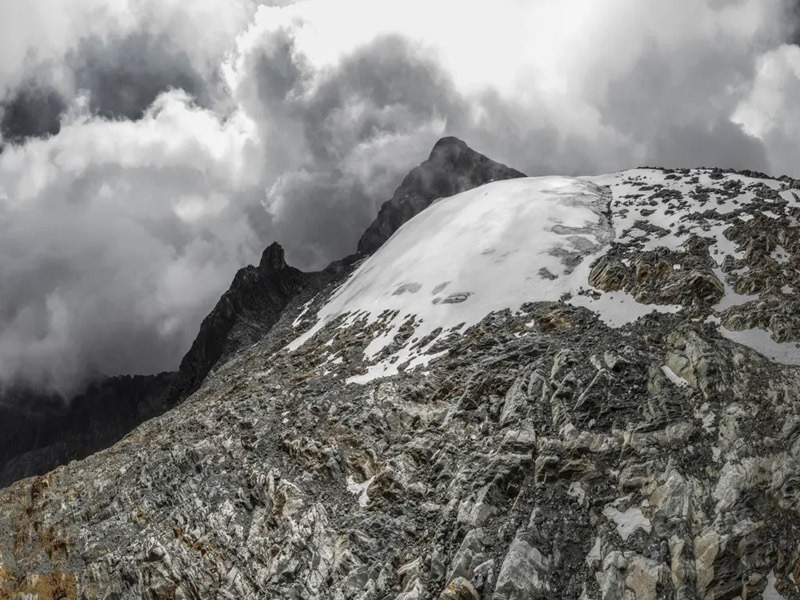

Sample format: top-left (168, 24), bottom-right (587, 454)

top-left (1, 0), bottom-right (799, 393)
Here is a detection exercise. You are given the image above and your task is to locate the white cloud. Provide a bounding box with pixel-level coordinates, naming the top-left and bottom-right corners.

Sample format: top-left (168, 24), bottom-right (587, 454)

top-left (734, 43), bottom-right (800, 175)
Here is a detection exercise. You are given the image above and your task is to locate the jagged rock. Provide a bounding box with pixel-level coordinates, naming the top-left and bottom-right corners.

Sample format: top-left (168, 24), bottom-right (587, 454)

top-left (440, 576), bottom-right (481, 600)
top-left (493, 536), bottom-right (551, 599)
top-left (172, 242), bottom-right (311, 399)
top-left (589, 241), bottom-right (724, 308)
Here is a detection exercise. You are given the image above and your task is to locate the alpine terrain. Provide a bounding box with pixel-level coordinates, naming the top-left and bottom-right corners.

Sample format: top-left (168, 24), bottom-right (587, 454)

top-left (4, 137), bottom-right (800, 600)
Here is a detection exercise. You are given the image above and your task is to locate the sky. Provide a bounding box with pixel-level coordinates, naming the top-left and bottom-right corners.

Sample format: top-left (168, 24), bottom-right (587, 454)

top-left (0, 0), bottom-right (799, 393)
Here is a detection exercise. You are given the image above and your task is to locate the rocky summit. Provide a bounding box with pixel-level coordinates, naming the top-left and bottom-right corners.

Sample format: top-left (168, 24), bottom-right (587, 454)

top-left (4, 140), bottom-right (800, 600)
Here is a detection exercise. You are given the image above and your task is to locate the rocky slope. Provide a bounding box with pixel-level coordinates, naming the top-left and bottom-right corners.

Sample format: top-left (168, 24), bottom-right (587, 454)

top-left (4, 142), bottom-right (800, 599)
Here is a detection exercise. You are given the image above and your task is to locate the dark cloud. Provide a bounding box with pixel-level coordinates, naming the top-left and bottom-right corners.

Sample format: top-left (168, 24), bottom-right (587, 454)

top-left (787, 0), bottom-right (800, 45)
top-left (69, 32), bottom-right (211, 120)
top-left (0, 83), bottom-right (64, 144)
top-left (1, 31), bottom-right (215, 146)
top-left (646, 117), bottom-right (770, 171)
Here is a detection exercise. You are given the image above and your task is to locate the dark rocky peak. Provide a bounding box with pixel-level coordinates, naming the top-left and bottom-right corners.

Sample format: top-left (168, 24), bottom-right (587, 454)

top-left (259, 241), bottom-right (289, 271)
top-left (171, 242), bottom-right (310, 400)
top-left (357, 136), bottom-right (526, 255)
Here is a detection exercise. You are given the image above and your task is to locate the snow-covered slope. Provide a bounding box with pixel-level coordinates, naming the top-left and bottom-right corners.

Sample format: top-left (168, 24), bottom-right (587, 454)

top-left (585, 168), bottom-right (800, 365)
top-left (292, 168), bottom-right (800, 379)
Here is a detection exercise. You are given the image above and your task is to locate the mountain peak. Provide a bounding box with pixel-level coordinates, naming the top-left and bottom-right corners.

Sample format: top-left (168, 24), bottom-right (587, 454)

top-left (427, 135), bottom-right (470, 161)
top-left (356, 137), bottom-right (526, 255)
top-left (258, 241), bottom-right (287, 271)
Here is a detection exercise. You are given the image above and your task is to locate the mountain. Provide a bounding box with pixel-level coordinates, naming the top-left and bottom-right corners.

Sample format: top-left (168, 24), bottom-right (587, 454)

top-left (171, 242), bottom-right (313, 400)
top-left (0, 137), bottom-right (520, 489)
top-left (4, 142), bottom-right (800, 599)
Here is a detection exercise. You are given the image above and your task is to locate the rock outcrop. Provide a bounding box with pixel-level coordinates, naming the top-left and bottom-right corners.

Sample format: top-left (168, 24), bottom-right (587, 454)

top-left (171, 242), bottom-right (311, 400)
top-left (357, 136), bottom-right (526, 255)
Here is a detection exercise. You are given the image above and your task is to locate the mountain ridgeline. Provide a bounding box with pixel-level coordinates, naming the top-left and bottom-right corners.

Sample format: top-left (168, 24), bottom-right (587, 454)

top-left (0, 137), bottom-right (524, 488)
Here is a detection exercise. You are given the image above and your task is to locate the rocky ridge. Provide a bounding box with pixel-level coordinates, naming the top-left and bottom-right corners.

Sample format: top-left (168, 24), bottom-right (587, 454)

top-left (3, 142), bottom-right (800, 599)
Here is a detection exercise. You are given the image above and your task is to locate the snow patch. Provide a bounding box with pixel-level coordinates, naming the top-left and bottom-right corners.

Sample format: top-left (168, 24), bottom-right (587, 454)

top-left (571, 291), bottom-right (682, 327)
top-left (719, 326), bottom-right (800, 366)
top-left (602, 505), bottom-right (652, 541)
top-left (712, 268), bottom-right (758, 311)
top-left (763, 570), bottom-right (785, 599)
top-left (346, 475), bottom-right (374, 508)
top-left (568, 481), bottom-right (586, 506)
top-left (662, 365), bottom-right (689, 388)
top-left (771, 245), bottom-right (790, 264)
top-left (585, 536), bottom-right (603, 567)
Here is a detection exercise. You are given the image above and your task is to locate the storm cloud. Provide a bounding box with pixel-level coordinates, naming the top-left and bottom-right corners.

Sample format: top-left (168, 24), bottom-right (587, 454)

top-left (1, 0), bottom-right (800, 393)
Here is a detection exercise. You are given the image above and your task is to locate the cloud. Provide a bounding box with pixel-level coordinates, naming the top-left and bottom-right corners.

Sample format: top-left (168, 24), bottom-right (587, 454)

top-left (0, 92), bottom-right (263, 392)
top-left (0, 82), bottom-right (64, 143)
top-left (0, 0), bottom-right (799, 393)
top-left (733, 44), bottom-right (800, 177)
top-left (0, 0), bottom-right (260, 140)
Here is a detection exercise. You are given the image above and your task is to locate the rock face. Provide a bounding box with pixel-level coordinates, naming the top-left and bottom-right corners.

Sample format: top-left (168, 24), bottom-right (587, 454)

top-left (356, 136), bottom-right (526, 255)
top-left (6, 144), bottom-right (800, 600)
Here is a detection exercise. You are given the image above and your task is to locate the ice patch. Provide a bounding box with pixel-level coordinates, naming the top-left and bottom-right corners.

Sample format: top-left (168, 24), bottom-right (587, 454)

top-left (289, 177), bottom-right (615, 369)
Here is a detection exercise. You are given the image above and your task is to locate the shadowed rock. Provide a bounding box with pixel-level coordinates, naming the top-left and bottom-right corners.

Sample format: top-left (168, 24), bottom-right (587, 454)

top-left (171, 242), bottom-right (310, 400)
top-left (0, 372), bottom-right (174, 487)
